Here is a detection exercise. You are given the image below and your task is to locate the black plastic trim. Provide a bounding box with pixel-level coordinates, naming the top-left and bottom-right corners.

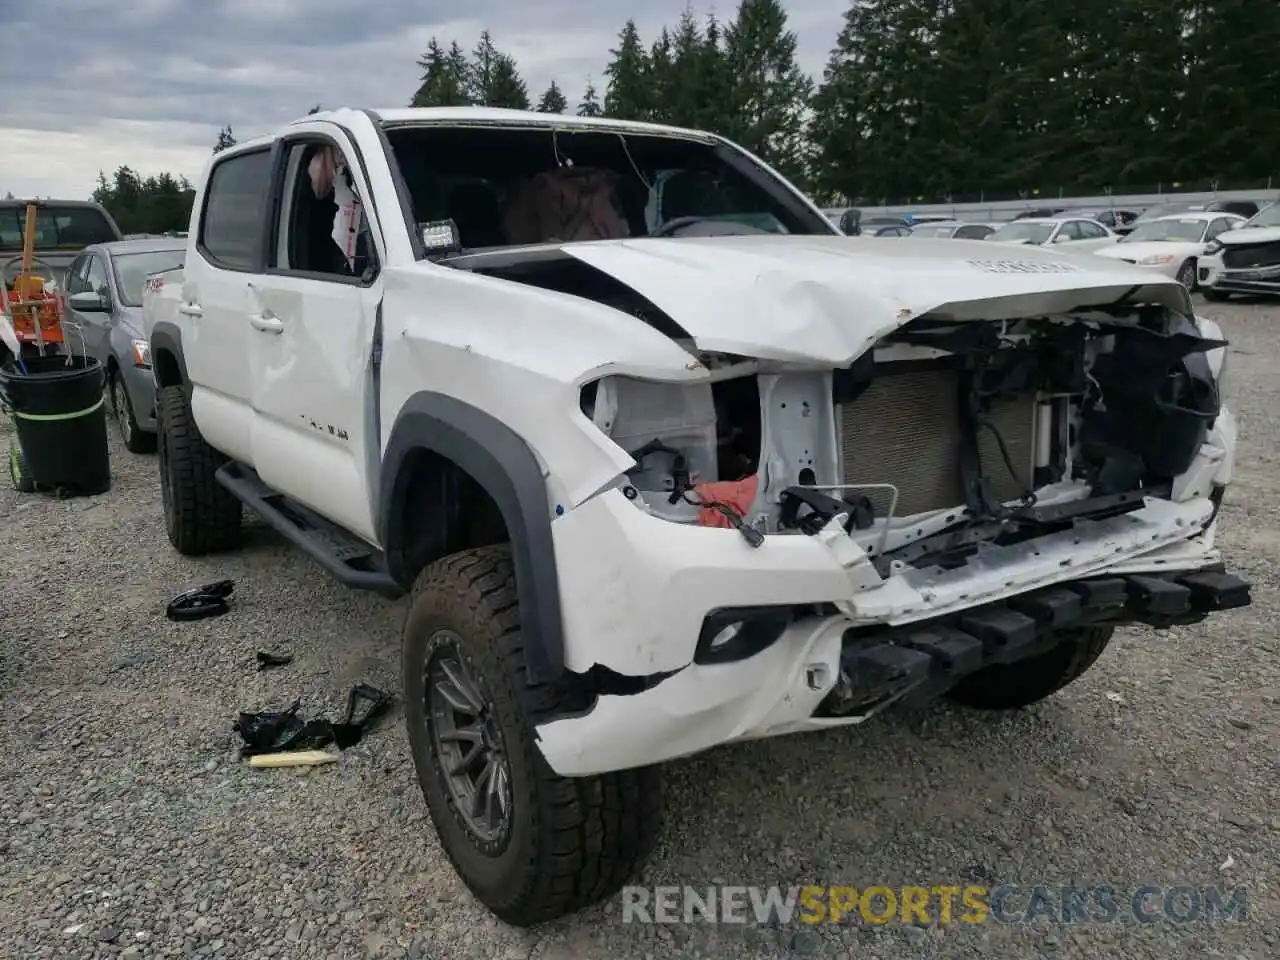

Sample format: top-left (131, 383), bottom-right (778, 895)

top-left (695, 606), bottom-right (795, 664)
top-left (379, 391), bottom-right (563, 681)
top-left (148, 322), bottom-right (189, 389)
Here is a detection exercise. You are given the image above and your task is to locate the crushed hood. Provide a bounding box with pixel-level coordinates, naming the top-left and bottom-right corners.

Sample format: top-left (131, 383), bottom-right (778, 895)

top-left (559, 234), bottom-right (1193, 365)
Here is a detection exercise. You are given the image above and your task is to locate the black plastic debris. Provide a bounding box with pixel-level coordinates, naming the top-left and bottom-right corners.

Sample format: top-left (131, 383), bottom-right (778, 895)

top-left (255, 650), bottom-right (294, 671)
top-left (166, 580), bottom-right (235, 621)
top-left (233, 683), bottom-right (392, 758)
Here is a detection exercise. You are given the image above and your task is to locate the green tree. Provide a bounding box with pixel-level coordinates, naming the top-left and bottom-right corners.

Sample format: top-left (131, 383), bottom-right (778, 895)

top-left (486, 53), bottom-right (530, 109)
top-left (92, 166), bottom-right (194, 234)
top-left (647, 29), bottom-right (675, 123)
top-left (722, 0), bottom-right (814, 186)
top-left (411, 38), bottom-right (471, 106)
top-left (536, 80), bottom-right (569, 113)
top-left (213, 125), bottom-right (236, 154)
top-left (577, 79), bottom-right (603, 117)
top-left (603, 20), bottom-right (652, 120)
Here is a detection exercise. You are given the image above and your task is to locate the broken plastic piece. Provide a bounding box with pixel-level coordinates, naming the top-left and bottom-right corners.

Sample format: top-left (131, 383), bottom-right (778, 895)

top-left (233, 683), bottom-right (392, 758)
top-left (166, 579), bottom-right (234, 621)
top-left (256, 650), bottom-right (294, 671)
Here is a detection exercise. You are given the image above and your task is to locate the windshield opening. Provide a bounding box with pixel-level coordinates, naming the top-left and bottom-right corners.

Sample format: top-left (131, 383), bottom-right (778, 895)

top-left (0, 204), bottom-right (120, 250)
top-left (384, 124), bottom-right (833, 252)
top-left (1120, 218), bottom-right (1207, 243)
top-left (989, 222), bottom-right (1053, 244)
top-left (113, 250), bottom-right (185, 306)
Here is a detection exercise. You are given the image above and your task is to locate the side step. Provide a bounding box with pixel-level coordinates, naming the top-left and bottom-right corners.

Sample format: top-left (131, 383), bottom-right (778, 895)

top-left (215, 463), bottom-right (404, 599)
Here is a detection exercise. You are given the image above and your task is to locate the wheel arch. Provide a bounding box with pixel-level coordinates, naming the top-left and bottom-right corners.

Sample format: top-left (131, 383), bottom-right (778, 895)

top-left (380, 392), bottom-right (565, 683)
top-left (149, 322), bottom-right (188, 390)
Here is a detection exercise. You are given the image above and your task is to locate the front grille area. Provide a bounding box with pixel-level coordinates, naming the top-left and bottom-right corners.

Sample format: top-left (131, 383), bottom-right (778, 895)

top-left (838, 364), bottom-right (1037, 517)
top-left (1223, 242), bottom-right (1280, 269)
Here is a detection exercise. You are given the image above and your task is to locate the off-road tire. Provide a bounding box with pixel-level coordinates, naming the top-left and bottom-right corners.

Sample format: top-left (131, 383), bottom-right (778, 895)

top-left (403, 544), bottom-right (663, 926)
top-left (156, 385), bottom-right (241, 554)
top-left (1203, 289), bottom-right (1230, 302)
top-left (945, 626), bottom-right (1115, 710)
top-left (110, 367), bottom-right (156, 454)
top-left (9, 438), bottom-right (35, 493)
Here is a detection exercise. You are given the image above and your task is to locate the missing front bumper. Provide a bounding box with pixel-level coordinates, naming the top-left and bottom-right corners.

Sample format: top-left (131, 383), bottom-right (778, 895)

top-left (820, 566), bottom-right (1251, 717)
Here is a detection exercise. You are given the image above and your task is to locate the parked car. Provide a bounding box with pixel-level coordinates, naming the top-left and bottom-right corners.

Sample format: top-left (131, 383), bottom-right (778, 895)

top-left (1092, 212), bottom-right (1245, 290)
top-left (1057, 207), bottom-right (1141, 234)
top-left (1015, 207), bottom-right (1067, 219)
top-left (0, 199), bottom-right (122, 288)
top-left (871, 223), bottom-right (913, 237)
top-left (1132, 199), bottom-right (1261, 228)
top-left (910, 221), bottom-right (996, 240)
top-left (63, 238), bottom-right (185, 452)
top-left (986, 217), bottom-right (1120, 252)
top-left (144, 105), bottom-right (1247, 927)
top-left (1198, 201), bottom-right (1280, 300)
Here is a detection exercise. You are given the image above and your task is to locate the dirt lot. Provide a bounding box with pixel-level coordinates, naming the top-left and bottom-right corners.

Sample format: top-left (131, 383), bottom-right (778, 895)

top-left (1, 296), bottom-right (1277, 960)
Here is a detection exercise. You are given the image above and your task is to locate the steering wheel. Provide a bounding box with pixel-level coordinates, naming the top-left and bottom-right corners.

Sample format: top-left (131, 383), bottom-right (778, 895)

top-left (649, 215), bottom-right (771, 238)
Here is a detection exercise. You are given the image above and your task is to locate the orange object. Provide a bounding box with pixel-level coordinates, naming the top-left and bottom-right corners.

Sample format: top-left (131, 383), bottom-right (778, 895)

top-left (694, 474), bottom-right (760, 529)
top-left (2, 203), bottom-right (66, 349)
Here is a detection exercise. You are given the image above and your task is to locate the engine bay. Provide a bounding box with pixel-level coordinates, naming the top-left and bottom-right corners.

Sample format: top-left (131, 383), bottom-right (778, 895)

top-left (579, 305), bottom-right (1226, 573)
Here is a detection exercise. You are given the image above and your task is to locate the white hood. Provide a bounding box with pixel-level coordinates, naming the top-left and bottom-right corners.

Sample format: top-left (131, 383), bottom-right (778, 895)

top-left (1095, 240), bottom-right (1202, 262)
top-left (558, 235), bottom-right (1192, 365)
top-left (1220, 225), bottom-right (1280, 246)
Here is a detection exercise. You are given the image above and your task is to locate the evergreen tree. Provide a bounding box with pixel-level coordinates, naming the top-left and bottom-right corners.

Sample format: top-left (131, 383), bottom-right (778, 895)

top-left (603, 20), bottom-right (652, 120)
top-left (577, 79), bottom-right (603, 117)
top-left (213, 125), bottom-right (236, 154)
top-left (664, 10), bottom-right (707, 128)
top-left (410, 38), bottom-right (471, 106)
top-left (723, 0), bottom-right (814, 187)
top-left (92, 165), bottom-right (194, 234)
top-left (486, 54), bottom-right (530, 109)
top-left (536, 81), bottom-right (569, 114)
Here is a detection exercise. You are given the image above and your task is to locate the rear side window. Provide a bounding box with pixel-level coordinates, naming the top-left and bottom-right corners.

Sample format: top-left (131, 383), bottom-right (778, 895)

top-left (0, 204), bottom-right (119, 249)
top-left (199, 148), bottom-right (272, 270)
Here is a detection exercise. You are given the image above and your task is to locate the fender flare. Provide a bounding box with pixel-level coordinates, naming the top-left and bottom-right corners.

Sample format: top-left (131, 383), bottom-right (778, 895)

top-left (148, 322), bottom-right (189, 389)
top-left (379, 392), bottom-right (565, 683)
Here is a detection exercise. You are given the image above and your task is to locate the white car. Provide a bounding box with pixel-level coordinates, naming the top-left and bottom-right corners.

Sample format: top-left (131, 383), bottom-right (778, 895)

top-left (986, 217), bottom-right (1120, 253)
top-left (143, 106), bottom-right (1250, 926)
top-left (1199, 201), bottom-right (1280, 300)
top-left (1093, 212), bottom-right (1245, 290)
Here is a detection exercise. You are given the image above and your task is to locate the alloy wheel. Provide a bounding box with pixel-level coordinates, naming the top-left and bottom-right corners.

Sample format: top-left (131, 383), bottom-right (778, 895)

top-left (425, 631), bottom-right (513, 846)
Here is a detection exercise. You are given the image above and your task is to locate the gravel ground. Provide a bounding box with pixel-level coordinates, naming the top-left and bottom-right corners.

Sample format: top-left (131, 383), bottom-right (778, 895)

top-left (1, 295), bottom-right (1277, 960)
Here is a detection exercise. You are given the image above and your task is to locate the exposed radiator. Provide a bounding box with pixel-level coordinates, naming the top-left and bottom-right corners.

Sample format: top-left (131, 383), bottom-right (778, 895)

top-left (838, 364), bottom-right (1037, 517)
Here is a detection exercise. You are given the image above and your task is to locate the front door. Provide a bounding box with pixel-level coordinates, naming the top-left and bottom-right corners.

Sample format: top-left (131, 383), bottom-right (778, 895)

top-left (245, 127), bottom-right (385, 542)
top-left (181, 146), bottom-right (275, 467)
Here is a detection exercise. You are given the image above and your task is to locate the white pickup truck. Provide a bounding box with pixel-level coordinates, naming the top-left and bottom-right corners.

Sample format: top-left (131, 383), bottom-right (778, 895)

top-left (143, 106), bottom-right (1251, 925)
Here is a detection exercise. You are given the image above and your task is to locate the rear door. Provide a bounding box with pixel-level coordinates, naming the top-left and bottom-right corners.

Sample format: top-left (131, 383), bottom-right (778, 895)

top-left (180, 146), bottom-right (275, 467)
top-left (243, 126), bottom-right (386, 542)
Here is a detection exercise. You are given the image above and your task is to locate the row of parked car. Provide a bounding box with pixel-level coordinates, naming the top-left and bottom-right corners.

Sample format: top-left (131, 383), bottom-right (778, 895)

top-left (829, 199), bottom-right (1280, 298)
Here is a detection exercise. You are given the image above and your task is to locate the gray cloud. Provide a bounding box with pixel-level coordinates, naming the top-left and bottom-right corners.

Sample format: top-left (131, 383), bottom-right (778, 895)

top-left (0, 0), bottom-right (844, 197)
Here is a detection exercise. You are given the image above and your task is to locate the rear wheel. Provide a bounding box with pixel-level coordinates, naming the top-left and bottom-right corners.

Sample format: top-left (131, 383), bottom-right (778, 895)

top-left (156, 385), bottom-right (241, 554)
top-left (402, 544), bottom-right (663, 926)
top-left (946, 626), bottom-right (1115, 710)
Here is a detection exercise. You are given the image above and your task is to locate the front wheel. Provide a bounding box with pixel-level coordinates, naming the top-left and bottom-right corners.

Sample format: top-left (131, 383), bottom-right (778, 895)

top-left (110, 369), bottom-right (156, 454)
top-left (402, 544), bottom-right (663, 926)
top-left (946, 626), bottom-right (1115, 710)
top-left (1176, 259), bottom-right (1197, 291)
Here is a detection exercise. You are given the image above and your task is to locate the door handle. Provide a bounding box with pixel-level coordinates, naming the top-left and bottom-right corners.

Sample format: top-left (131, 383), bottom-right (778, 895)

top-left (249, 311), bottom-right (283, 334)
top-left (178, 302), bottom-right (203, 318)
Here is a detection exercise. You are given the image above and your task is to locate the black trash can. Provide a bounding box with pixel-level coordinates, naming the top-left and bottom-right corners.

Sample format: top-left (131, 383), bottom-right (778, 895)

top-left (0, 353), bottom-right (111, 496)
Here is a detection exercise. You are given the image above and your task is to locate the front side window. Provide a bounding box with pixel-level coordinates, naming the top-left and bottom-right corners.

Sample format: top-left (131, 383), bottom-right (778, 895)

top-left (83, 255), bottom-right (109, 295)
top-left (275, 140), bottom-right (378, 279)
top-left (199, 149), bottom-right (272, 270)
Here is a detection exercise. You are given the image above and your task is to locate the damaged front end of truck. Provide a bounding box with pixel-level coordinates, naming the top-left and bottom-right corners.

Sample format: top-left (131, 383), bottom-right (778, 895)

top-left (444, 237), bottom-right (1252, 776)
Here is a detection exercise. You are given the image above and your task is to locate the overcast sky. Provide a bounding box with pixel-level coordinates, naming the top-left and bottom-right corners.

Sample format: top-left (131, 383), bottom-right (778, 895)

top-left (1, 0), bottom-right (844, 200)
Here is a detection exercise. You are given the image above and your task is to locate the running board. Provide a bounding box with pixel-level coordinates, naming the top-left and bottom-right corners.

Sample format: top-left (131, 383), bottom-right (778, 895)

top-left (215, 463), bottom-right (404, 599)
